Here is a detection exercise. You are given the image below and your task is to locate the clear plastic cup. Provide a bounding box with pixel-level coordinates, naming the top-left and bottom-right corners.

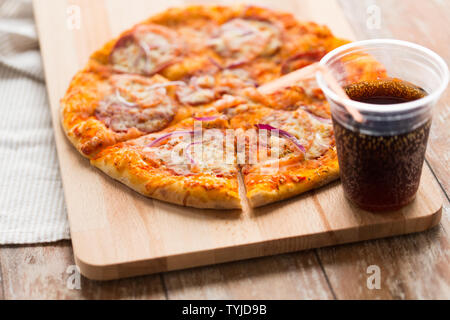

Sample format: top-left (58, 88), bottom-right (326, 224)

top-left (316, 39), bottom-right (449, 211)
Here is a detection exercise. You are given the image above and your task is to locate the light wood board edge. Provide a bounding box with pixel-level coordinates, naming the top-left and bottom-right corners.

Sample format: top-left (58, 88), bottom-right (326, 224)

top-left (76, 190), bottom-right (441, 280)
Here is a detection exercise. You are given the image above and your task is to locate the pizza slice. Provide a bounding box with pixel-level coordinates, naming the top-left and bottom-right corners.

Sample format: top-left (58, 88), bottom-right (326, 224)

top-left (225, 101), bottom-right (338, 208)
top-left (90, 115), bottom-right (242, 209)
top-left (61, 68), bottom-right (196, 158)
top-left (89, 22), bottom-right (183, 77)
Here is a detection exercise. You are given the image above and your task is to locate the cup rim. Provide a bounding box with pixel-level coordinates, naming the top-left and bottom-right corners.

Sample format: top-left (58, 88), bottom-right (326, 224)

top-left (316, 39), bottom-right (449, 113)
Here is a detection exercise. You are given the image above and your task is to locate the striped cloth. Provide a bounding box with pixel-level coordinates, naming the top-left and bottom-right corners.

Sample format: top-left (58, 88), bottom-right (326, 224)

top-left (0, 0), bottom-right (70, 244)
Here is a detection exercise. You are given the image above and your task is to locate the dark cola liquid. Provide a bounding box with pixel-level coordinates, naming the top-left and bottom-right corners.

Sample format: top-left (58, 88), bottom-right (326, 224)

top-left (334, 79), bottom-right (430, 211)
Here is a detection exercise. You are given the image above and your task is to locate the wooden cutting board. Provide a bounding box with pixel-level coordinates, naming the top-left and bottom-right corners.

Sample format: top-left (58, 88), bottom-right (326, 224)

top-left (33, 0), bottom-right (442, 280)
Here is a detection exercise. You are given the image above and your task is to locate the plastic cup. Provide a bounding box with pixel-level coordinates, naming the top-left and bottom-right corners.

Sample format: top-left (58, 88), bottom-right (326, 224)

top-left (316, 39), bottom-right (449, 211)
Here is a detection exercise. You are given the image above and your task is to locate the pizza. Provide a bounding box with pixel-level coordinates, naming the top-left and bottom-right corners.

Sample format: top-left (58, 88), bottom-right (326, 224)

top-left (61, 5), bottom-right (384, 209)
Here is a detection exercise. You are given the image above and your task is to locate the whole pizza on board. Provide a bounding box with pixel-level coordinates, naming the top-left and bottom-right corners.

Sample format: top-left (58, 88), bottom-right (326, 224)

top-left (61, 5), bottom-right (384, 209)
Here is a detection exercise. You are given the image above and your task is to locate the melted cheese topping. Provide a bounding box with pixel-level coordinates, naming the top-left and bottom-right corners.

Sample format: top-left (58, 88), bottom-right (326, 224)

top-left (142, 130), bottom-right (236, 176)
top-left (304, 115), bottom-right (333, 160)
top-left (260, 109), bottom-right (333, 161)
top-left (209, 18), bottom-right (281, 63)
top-left (176, 87), bottom-right (215, 106)
top-left (95, 75), bottom-right (176, 133)
top-left (110, 37), bottom-right (143, 74)
top-left (175, 75), bottom-right (217, 105)
top-left (215, 69), bottom-right (256, 95)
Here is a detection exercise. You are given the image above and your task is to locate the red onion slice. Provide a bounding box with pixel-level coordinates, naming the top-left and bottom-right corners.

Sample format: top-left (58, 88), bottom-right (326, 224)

top-left (138, 40), bottom-right (151, 59)
top-left (138, 40), bottom-right (152, 72)
top-left (184, 142), bottom-right (200, 164)
top-left (226, 59), bottom-right (249, 69)
top-left (239, 30), bottom-right (255, 37)
top-left (208, 56), bottom-right (223, 70)
top-left (255, 123), bottom-right (306, 153)
top-left (311, 114), bottom-right (332, 124)
top-left (314, 136), bottom-right (330, 151)
top-left (300, 107), bottom-right (332, 124)
top-left (146, 130), bottom-right (196, 148)
top-left (115, 89), bottom-right (137, 107)
top-left (193, 115), bottom-right (219, 121)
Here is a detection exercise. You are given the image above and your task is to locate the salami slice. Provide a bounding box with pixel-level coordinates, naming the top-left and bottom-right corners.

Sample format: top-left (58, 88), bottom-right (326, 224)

top-left (110, 24), bottom-right (182, 75)
top-left (95, 75), bottom-right (177, 133)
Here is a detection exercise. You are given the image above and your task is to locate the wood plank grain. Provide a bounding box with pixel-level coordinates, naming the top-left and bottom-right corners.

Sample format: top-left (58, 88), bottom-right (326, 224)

top-left (312, 0), bottom-right (450, 299)
top-left (318, 210), bottom-right (450, 299)
top-left (0, 259), bottom-right (4, 299)
top-left (0, 241), bottom-right (166, 299)
top-left (163, 250), bottom-right (333, 299)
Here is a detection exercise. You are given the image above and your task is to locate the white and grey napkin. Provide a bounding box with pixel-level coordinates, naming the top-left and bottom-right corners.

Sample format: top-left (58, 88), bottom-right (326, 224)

top-left (0, 0), bottom-right (70, 244)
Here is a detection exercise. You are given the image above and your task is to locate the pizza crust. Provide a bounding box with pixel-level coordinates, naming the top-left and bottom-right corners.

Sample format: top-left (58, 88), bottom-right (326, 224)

top-left (91, 145), bottom-right (242, 209)
top-left (246, 164), bottom-right (340, 208)
top-left (60, 68), bottom-right (132, 158)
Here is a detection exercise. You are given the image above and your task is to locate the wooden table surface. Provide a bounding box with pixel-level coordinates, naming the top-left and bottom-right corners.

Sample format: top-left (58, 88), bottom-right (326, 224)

top-left (0, 0), bottom-right (449, 299)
